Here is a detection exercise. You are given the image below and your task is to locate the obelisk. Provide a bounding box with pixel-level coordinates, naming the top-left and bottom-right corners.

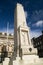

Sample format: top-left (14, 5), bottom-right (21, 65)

top-left (14, 3), bottom-right (27, 59)
top-left (14, 3), bottom-right (39, 62)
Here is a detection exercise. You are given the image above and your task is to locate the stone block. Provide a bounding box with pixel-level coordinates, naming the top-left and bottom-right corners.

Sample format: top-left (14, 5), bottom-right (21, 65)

top-left (3, 58), bottom-right (10, 65)
top-left (3, 61), bottom-right (9, 65)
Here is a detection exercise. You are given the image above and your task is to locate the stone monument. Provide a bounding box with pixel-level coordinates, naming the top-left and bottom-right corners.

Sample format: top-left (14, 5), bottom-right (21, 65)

top-left (9, 3), bottom-right (43, 65)
top-left (14, 3), bottom-right (39, 62)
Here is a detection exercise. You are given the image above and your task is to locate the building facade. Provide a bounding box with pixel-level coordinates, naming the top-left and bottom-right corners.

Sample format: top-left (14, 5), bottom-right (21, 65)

top-left (32, 31), bottom-right (43, 58)
top-left (0, 32), bottom-right (14, 62)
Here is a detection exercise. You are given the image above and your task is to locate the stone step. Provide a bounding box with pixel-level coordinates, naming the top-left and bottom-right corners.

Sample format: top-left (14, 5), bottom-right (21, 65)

top-left (13, 59), bottom-right (43, 65)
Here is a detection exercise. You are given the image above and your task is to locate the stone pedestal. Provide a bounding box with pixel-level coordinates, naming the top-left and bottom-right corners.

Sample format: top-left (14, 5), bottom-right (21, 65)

top-left (13, 57), bottom-right (20, 65)
top-left (3, 58), bottom-right (10, 65)
top-left (22, 55), bottom-right (39, 63)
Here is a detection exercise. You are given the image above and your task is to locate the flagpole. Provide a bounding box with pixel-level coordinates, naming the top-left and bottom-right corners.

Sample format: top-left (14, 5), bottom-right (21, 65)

top-left (7, 22), bottom-right (9, 52)
top-left (7, 22), bottom-right (9, 43)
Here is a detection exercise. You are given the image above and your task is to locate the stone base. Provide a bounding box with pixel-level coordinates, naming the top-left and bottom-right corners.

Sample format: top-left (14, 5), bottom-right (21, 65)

top-left (13, 59), bottom-right (43, 65)
top-left (22, 55), bottom-right (40, 63)
top-left (13, 55), bottom-right (43, 65)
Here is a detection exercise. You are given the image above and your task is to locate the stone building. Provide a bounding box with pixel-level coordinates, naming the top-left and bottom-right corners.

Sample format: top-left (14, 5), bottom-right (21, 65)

top-left (0, 32), bottom-right (14, 62)
top-left (32, 31), bottom-right (43, 57)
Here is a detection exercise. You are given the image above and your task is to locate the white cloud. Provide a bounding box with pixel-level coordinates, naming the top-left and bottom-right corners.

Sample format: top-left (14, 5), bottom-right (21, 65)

top-left (32, 20), bottom-right (43, 27)
top-left (25, 11), bottom-right (28, 19)
top-left (31, 10), bottom-right (43, 23)
top-left (35, 21), bottom-right (43, 27)
top-left (30, 30), bottom-right (41, 39)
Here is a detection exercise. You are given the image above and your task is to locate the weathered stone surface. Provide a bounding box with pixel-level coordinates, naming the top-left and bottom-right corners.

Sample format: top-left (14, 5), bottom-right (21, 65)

top-left (14, 3), bottom-right (38, 58)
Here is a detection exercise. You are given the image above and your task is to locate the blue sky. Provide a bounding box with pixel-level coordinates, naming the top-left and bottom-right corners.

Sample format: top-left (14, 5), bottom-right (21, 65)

top-left (0, 0), bottom-right (43, 38)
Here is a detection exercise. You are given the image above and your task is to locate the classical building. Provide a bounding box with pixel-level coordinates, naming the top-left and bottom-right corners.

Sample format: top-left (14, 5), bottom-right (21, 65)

top-left (0, 32), bottom-right (14, 62)
top-left (32, 31), bottom-right (43, 57)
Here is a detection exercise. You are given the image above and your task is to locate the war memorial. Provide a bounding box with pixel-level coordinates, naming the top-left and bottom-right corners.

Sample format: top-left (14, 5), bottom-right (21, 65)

top-left (0, 3), bottom-right (43, 65)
